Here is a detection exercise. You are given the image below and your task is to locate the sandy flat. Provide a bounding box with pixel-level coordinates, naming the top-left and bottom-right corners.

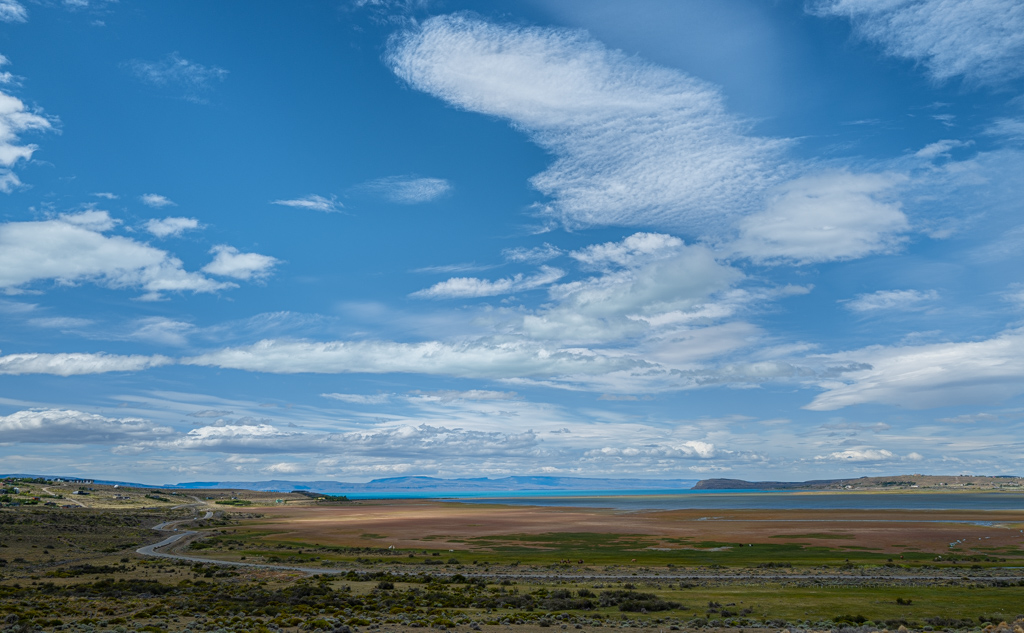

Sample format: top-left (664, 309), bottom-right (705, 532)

top-left (224, 500), bottom-right (1024, 555)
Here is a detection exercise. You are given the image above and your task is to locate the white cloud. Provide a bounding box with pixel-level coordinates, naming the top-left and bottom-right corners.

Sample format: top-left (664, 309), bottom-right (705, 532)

top-left (0, 409), bottom-right (173, 443)
top-left (0, 351), bottom-right (171, 375)
top-left (503, 243), bottom-right (562, 263)
top-left (583, 440), bottom-right (719, 461)
top-left (843, 289), bottom-right (939, 312)
top-left (165, 424), bottom-right (304, 453)
top-left (27, 316), bottom-right (94, 329)
top-left (412, 265), bottom-right (564, 298)
top-left (188, 409), bottom-right (234, 419)
top-left (202, 245), bottom-right (279, 281)
top-left (1003, 283), bottom-right (1024, 309)
top-left (92, 192), bottom-right (118, 200)
top-left (129, 317), bottom-right (195, 346)
top-left (183, 338), bottom-right (636, 379)
top-left (321, 393), bottom-right (394, 404)
top-left (570, 232), bottom-right (683, 269)
top-left (271, 194), bottom-right (342, 213)
top-left (525, 234), bottom-right (741, 344)
top-left (0, 79), bottom-right (53, 191)
top-left (915, 139), bottom-right (970, 159)
top-left (0, 211), bottom-right (235, 299)
top-left (0, 54), bottom-right (15, 85)
top-left (124, 52), bottom-right (228, 99)
top-left (60, 208), bottom-right (118, 231)
top-left (733, 171), bottom-right (910, 264)
top-left (815, 448), bottom-right (895, 462)
top-left (986, 118), bottom-right (1024, 142)
top-left (263, 462), bottom-right (304, 474)
top-left (410, 389), bottom-right (518, 403)
top-left (811, 0), bottom-right (1024, 85)
top-left (153, 422), bottom-right (542, 459)
top-left (140, 193), bottom-right (176, 208)
top-left (359, 176), bottom-right (452, 204)
top-left (387, 14), bottom-right (788, 230)
top-left (0, 298), bottom-right (35, 313)
top-left (182, 237), bottom-right (758, 394)
top-left (806, 329), bottom-right (1024, 410)
top-left (333, 424), bottom-right (540, 459)
top-left (678, 440), bottom-right (717, 458)
top-left (0, 0), bottom-right (26, 23)
top-left (145, 216), bottom-right (199, 238)
top-left (936, 412), bottom-right (1001, 424)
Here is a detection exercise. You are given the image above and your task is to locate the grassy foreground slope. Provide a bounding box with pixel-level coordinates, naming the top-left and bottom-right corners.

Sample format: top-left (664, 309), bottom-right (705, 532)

top-left (2, 479), bottom-right (1024, 633)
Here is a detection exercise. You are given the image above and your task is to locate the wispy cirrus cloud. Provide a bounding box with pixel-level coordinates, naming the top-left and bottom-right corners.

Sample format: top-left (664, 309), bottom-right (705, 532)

top-left (384, 14), bottom-right (919, 267)
top-left (806, 329), bottom-right (1024, 410)
top-left (810, 0), bottom-right (1024, 85)
top-left (128, 317), bottom-right (196, 347)
top-left (124, 52), bottom-right (228, 102)
top-left (0, 0), bottom-right (26, 23)
top-left (0, 351), bottom-right (171, 376)
top-left (271, 194), bottom-right (342, 213)
top-left (26, 316), bottom-right (94, 329)
top-left (503, 243), bottom-right (562, 264)
top-left (358, 176), bottom-right (451, 204)
top-left (187, 409), bottom-right (234, 419)
top-left (986, 118), bottom-right (1024, 142)
top-left (322, 392), bottom-right (394, 405)
top-left (412, 265), bottom-right (564, 299)
top-left (387, 15), bottom-right (788, 231)
top-left (183, 338), bottom-right (638, 379)
top-left (843, 289), bottom-right (939, 312)
top-left (410, 389), bottom-right (518, 403)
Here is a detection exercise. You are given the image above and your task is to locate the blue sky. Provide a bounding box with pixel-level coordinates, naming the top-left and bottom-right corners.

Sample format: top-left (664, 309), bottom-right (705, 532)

top-left (2, 0), bottom-right (1024, 484)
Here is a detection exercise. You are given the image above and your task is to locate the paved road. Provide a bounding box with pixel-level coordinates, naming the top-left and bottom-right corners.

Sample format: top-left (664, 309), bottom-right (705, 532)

top-left (134, 533), bottom-right (1024, 583)
top-left (151, 510), bottom-right (213, 532)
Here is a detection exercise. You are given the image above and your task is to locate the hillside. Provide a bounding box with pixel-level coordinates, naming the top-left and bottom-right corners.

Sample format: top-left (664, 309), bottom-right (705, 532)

top-left (693, 474), bottom-right (1024, 490)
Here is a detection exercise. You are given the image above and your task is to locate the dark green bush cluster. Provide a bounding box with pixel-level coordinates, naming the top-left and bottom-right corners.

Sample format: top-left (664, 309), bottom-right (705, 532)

top-left (599, 590), bottom-right (682, 612)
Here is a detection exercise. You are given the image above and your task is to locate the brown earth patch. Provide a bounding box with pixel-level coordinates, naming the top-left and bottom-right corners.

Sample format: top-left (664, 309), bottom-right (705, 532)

top-left (222, 500), bottom-right (1024, 555)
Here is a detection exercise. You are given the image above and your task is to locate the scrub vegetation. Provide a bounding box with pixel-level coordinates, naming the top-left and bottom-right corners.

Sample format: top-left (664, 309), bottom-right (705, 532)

top-left (2, 480), bottom-right (1024, 633)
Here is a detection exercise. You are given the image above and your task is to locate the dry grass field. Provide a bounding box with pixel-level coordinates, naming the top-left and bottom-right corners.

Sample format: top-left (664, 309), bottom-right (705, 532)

top-left (3, 480), bottom-right (1024, 633)
top-left (220, 500), bottom-right (1024, 562)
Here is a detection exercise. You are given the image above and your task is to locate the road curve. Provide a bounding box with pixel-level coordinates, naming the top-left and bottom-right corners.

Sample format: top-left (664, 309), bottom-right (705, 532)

top-left (151, 510), bottom-right (213, 531)
top-left (136, 510), bottom-right (1024, 581)
top-left (136, 529), bottom-right (352, 574)
top-left (135, 533), bottom-right (1024, 582)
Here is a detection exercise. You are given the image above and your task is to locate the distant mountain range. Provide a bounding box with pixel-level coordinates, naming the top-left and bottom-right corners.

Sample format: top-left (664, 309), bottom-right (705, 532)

top-left (9, 473), bottom-right (1015, 495)
top-left (692, 474), bottom-right (1022, 490)
top-left (168, 475), bottom-right (700, 494)
top-left (692, 478), bottom-right (842, 490)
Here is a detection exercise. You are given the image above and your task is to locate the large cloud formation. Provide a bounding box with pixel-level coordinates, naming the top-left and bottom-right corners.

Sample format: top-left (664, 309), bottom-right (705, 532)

top-left (387, 14), bottom-right (788, 231)
top-left (0, 211), bottom-right (276, 299)
top-left (0, 409), bottom-right (172, 443)
top-left (812, 0), bottom-right (1024, 85)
